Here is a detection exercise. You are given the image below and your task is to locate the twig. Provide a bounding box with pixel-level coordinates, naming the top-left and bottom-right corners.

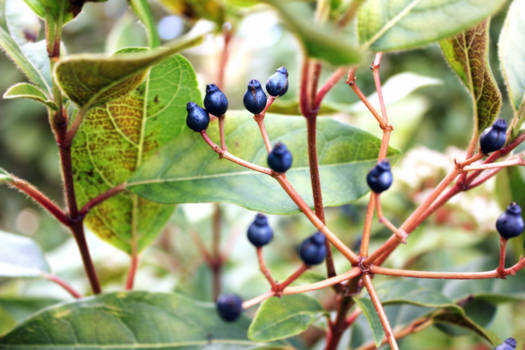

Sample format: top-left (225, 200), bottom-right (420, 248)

top-left (43, 273), bottom-right (82, 299)
top-left (126, 253), bottom-right (139, 290)
top-left (79, 184), bottom-right (126, 217)
top-left (362, 274), bottom-right (399, 350)
top-left (257, 247), bottom-right (278, 290)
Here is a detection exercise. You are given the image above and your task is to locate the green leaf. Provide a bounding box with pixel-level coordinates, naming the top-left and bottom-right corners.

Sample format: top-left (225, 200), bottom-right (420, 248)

top-left (440, 19), bottom-right (502, 132)
top-left (72, 54), bottom-right (201, 254)
top-left (130, 0), bottom-right (161, 48)
top-left (0, 231), bottom-right (50, 278)
top-left (54, 31), bottom-right (204, 109)
top-left (248, 294), bottom-right (324, 342)
top-left (0, 297), bottom-right (60, 336)
top-left (0, 292), bottom-right (288, 349)
top-left (354, 298), bottom-right (384, 348)
top-left (358, 0), bottom-right (506, 52)
top-left (261, 0), bottom-right (361, 65)
top-left (3, 83), bottom-right (56, 109)
top-left (433, 310), bottom-right (500, 345)
top-left (128, 113), bottom-right (400, 214)
top-left (0, 26), bottom-right (49, 92)
top-left (499, 0), bottom-right (525, 133)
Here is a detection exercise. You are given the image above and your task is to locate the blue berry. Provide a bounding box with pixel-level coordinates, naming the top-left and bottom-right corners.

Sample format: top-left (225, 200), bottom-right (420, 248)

top-left (186, 102), bottom-right (209, 132)
top-left (366, 160), bottom-right (393, 193)
top-left (495, 337), bottom-right (517, 350)
top-left (216, 294), bottom-right (243, 322)
top-left (267, 142), bottom-right (293, 173)
top-left (496, 203), bottom-right (524, 240)
top-left (247, 213), bottom-right (273, 247)
top-left (299, 232), bottom-right (327, 265)
top-left (266, 66), bottom-right (288, 97)
top-left (204, 84), bottom-right (228, 116)
top-left (243, 79), bottom-right (267, 114)
top-left (480, 119), bottom-right (507, 154)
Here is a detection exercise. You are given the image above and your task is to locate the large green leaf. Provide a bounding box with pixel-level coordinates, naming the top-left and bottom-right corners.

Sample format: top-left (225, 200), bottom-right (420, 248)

top-left (354, 298), bottom-right (384, 348)
top-left (72, 54), bottom-right (201, 254)
top-left (54, 32), bottom-right (204, 109)
top-left (128, 113), bottom-right (399, 214)
top-left (0, 231), bottom-right (49, 278)
top-left (261, 0), bottom-right (361, 65)
top-left (248, 294), bottom-right (324, 342)
top-left (440, 19), bottom-right (502, 132)
top-left (0, 292), bottom-right (287, 349)
top-left (358, 0), bottom-right (506, 52)
top-left (0, 297), bottom-right (59, 336)
top-left (499, 0), bottom-right (525, 133)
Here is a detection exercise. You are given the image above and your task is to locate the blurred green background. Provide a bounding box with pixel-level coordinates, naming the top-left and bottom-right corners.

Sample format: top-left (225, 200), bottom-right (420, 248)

top-left (0, 1), bottom-right (523, 349)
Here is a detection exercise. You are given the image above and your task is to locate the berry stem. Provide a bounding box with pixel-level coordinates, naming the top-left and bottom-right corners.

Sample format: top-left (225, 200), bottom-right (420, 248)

top-left (79, 184), bottom-right (126, 217)
top-left (360, 193), bottom-right (376, 257)
top-left (462, 156), bottom-right (524, 171)
top-left (200, 131), bottom-right (273, 175)
top-left (356, 316), bottom-right (433, 350)
top-left (362, 274), bottom-right (399, 350)
top-left (346, 68), bottom-right (386, 128)
top-left (7, 175), bottom-right (70, 226)
top-left (43, 273), bottom-right (82, 299)
top-left (242, 267), bottom-right (361, 309)
top-left (256, 247), bottom-right (278, 290)
top-left (497, 237), bottom-right (507, 277)
top-left (375, 195), bottom-right (408, 243)
top-left (218, 115), bottom-right (227, 151)
top-left (277, 264), bottom-right (308, 290)
top-left (314, 67), bottom-right (347, 109)
top-left (370, 257), bottom-right (525, 279)
top-left (458, 152), bottom-right (483, 167)
top-left (275, 174), bottom-right (359, 264)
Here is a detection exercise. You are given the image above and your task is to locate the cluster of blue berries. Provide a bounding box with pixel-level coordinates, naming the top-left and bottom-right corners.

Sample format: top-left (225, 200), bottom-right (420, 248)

top-left (495, 337), bottom-right (516, 350)
top-left (186, 83), bottom-right (229, 132)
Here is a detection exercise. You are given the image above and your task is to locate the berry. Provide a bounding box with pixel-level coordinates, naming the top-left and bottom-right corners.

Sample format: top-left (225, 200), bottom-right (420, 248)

top-left (480, 119), bottom-right (507, 154)
top-left (266, 66), bottom-right (288, 97)
top-left (243, 79), bottom-right (267, 114)
top-left (204, 84), bottom-right (228, 116)
top-left (496, 203), bottom-right (524, 240)
top-left (186, 102), bottom-right (209, 132)
top-left (267, 142), bottom-right (293, 173)
top-left (247, 213), bottom-right (273, 247)
top-left (216, 294), bottom-right (243, 322)
top-left (299, 232), bottom-right (327, 265)
top-left (495, 337), bottom-right (517, 350)
top-left (366, 160), bottom-right (393, 193)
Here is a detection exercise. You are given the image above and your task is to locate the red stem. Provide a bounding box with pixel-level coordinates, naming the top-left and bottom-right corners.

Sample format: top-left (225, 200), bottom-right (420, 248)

top-left (79, 184), bottom-right (126, 217)
top-left (277, 264), bottom-right (308, 290)
top-left (44, 273), bottom-right (82, 299)
top-left (126, 253), bottom-right (139, 290)
top-left (257, 247), bottom-right (278, 290)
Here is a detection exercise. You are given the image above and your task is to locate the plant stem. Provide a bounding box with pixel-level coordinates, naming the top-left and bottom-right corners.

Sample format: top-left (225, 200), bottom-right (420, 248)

top-left (217, 24), bottom-right (232, 90)
top-left (211, 204), bottom-right (223, 300)
top-left (44, 273), bottom-right (82, 299)
top-left (462, 157), bottom-right (524, 171)
top-left (126, 252), bottom-right (139, 290)
top-left (325, 296), bottom-right (354, 350)
top-left (242, 267), bottom-right (361, 309)
top-left (70, 222), bottom-right (101, 294)
top-left (8, 176), bottom-right (69, 226)
top-left (362, 274), bottom-right (399, 350)
top-left (370, 258), bottom-right (525, 279)
top-left (275, 175), bottom-right (359, 264)
top-left (277, 264), bottom-right (308, 290)
top-left (497, 237), bottom-right (507, 277)
top-left (314, 68), bottom-right (347, 109)
top-left (360, 193), bottom-right (376, 257)
top-left (218, 115), bottom-right (227, 151)
top-left (346, 68), bottom-right (386, 127)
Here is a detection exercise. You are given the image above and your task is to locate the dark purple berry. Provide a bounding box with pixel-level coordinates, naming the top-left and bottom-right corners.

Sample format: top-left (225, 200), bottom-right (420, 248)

top-left (496, 203), bottom-right (524, 240)
top-left (186, 102), bottom-right (209, 132)
top-left (495, 337), bottom-right (517, 350)
top-left (204, 84), bottom-right (228, 116)
top-left (243, 79), bottom-right (267, 114)
top-left (247, 213), bottom-right (273, 247)
top-left (367, 160), bottom-right (393, 193)
top-left (216, 294), bottom-right (243, 322)
top-left (267, 142), bottom-right (293, 173)
top-left (480, 119), bottom-right (507, 154)
top-left (266, 66), bottom-right (288, 97)
top-left (299, 232), bottom-right (327, 265)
